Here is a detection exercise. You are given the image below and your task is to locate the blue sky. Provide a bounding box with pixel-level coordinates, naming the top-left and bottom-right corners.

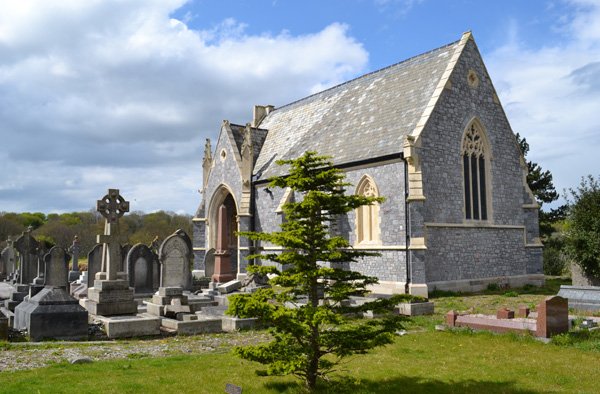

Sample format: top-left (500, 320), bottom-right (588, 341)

top-left (0, 0), bottom-right (598, 214)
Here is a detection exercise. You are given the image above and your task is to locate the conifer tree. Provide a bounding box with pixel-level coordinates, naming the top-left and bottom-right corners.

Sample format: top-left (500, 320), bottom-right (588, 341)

top-left (227, 151), bottom-right (417, 390)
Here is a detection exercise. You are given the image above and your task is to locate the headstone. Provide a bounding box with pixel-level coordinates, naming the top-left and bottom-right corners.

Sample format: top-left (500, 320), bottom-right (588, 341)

top-left (126, 244), bottom-right (155, 293)
top-left (159, 229), bottom-right (193, 290)
top-left (536, 296), bottom-right (569, 338)
top-left (204, 248), bottom-right (215, 279)
top-left (14, 227), bottom-right (39, 285)
top-left (121, 243), bottom-right (131, 273)
top-left (0, 237), bottom-right (17, 281)
top-left (68, 235), bottom-right (81, 282)
top-left (87, 244), bottom-right (103, 288)
top-left (44, 246), bottom-right (70, 288)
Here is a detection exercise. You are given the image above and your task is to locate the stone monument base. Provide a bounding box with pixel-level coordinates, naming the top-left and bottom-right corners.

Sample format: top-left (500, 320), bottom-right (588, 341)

top-left (13, 287), bottom-right (88, 341)
top-left (145, 287), bottom-right (191, 317)
top-left (85, 279), bottom-right (137, 316)
top-left (95, 314), bottom-right (161, 339)
top-left (4, 284), bottom-right (29, 312)
top-left (68, 271), bottom-right (80, 282)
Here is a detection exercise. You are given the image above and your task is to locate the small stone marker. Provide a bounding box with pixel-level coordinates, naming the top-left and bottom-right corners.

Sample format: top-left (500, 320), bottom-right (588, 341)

top-left (225, 383), bottom-right (242, 394)
top-left (446, 310), bottom-right (458, 327)
top-left (44, 246), bottom-right (70, 288)
top-left (536, 296), bottom-right (569, 338)
top-left (517, 306), bottom-right (530, 318)
top-left (496, 308), bottom-right (514, 319)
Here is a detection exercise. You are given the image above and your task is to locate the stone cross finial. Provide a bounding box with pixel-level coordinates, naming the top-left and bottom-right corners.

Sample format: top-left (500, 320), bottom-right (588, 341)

top-left (97, 189), bottom-right (129, 224)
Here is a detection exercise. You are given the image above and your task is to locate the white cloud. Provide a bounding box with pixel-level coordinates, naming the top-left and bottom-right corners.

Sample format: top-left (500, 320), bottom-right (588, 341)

top-left (0, 1), bottom-right (368, 214)
top-left (486, 0), bottom-right (600, 206)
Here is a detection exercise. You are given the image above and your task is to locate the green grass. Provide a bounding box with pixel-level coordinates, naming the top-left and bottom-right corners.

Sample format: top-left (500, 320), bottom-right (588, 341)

top-left (1, 330), bottom-right (599, 393)
top-left (4, 277), bottom-right (596, 393)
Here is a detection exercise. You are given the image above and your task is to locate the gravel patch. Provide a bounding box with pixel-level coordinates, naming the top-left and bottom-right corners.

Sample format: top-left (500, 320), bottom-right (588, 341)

top-left (0, 331), bottom-right (271, 372)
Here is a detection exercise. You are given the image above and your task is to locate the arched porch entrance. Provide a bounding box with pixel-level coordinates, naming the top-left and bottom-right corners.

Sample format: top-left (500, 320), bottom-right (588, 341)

top-left (208, 186), bottom-right (238, 283)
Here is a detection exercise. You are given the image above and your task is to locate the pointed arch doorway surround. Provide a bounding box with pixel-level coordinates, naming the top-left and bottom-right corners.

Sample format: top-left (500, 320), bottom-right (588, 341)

top-left (208, 186), bottom-right (238, 283)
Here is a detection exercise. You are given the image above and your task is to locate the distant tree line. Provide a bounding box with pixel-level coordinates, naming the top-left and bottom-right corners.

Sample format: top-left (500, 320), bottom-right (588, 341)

top-left (0, 210), bottom-right (192, 256)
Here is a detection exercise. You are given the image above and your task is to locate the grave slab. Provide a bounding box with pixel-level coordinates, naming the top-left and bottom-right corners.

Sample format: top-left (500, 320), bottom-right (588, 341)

top-left (96, 314), bottom-right (160, 338)
top-left (557, 285), bottom-right (600, 312)
top-left (218, 280), bottom-right (242, 294)
top-left (160, 316), bottom-right (222, 335)
top-left (221, 316), bottom-right (258, 332)
top-left (395, 301), bottom-right (434, 316)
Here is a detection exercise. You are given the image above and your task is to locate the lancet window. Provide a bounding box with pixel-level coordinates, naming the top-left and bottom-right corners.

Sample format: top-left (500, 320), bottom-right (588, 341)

top-left (462, 121), bottom-right (490, 221)
top-left (356, 176), bottom-right (381, 244)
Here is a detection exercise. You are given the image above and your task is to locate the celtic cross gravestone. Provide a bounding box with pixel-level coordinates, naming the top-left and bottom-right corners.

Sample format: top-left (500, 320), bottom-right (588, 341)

top-left (96, 189), bottom-right (129, 281)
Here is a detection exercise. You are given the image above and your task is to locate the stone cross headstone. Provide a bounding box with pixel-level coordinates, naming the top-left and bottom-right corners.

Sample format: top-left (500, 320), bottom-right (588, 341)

top-left (68, 235), bottom-right (81, 282)
top-left (127, 244), bottom-right (155, 293)
top-left (159, 229), bottom-right (193, 289)
top-left (33, 242), bottom-right (48, 285)
top-left (70, 236), bottom-right (80, 272)
top-left (1, 237), bottom-right (17, 280)
top-left (44, 246), bottom-right (70, 288)
top-left (96, 189), bottom-right (129, 281)
top-left (15, 227), bottom-right (39, 285)
top-left (87, 244), bottom-right (103, 288)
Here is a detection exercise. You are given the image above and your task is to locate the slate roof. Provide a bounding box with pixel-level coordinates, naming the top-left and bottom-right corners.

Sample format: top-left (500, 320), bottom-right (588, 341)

top-left (253, 37), bottom-right (462, 180)
top-left (229, 123), bottom-right (269, 165)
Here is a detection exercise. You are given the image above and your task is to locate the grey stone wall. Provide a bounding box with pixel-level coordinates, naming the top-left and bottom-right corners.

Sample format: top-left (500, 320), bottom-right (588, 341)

top-left (425, 226), bottom-right (529, 282)
top-left (344, 162), bottom-right (406, 246)
top-left (203, 131), bottom-right (244, 220)
top-left (419, 38), bottom-right (543, 281)
top-left (421, 39), bottom-right (528, 226)
top-left (252, 160), bottom-right (407, 282)
top-left (193, 126), bottom-right (245, 274)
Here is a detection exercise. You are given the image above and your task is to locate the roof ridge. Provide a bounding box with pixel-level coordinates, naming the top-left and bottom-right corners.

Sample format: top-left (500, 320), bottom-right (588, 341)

top-left (272, 36), bottom-right (462, 112)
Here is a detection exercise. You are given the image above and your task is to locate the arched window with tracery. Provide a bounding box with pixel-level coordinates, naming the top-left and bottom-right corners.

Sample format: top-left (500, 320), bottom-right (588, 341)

top-left (462, 120), bottom-right (490, 221)
top-left (355, 176), bottom-right (381, 244)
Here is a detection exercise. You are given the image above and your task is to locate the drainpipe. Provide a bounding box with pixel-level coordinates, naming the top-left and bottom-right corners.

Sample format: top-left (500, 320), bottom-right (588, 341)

top-left (402, 157), bottom-right (411, 295)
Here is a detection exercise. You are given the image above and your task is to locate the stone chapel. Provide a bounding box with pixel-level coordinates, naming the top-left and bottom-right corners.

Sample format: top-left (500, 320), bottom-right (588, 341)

top-left (192, 32), bottom-right (544, 297)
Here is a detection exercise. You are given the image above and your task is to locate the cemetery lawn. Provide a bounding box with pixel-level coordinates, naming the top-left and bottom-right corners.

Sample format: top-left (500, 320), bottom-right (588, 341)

top-left (3, 277), bottom-right (600, 393)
